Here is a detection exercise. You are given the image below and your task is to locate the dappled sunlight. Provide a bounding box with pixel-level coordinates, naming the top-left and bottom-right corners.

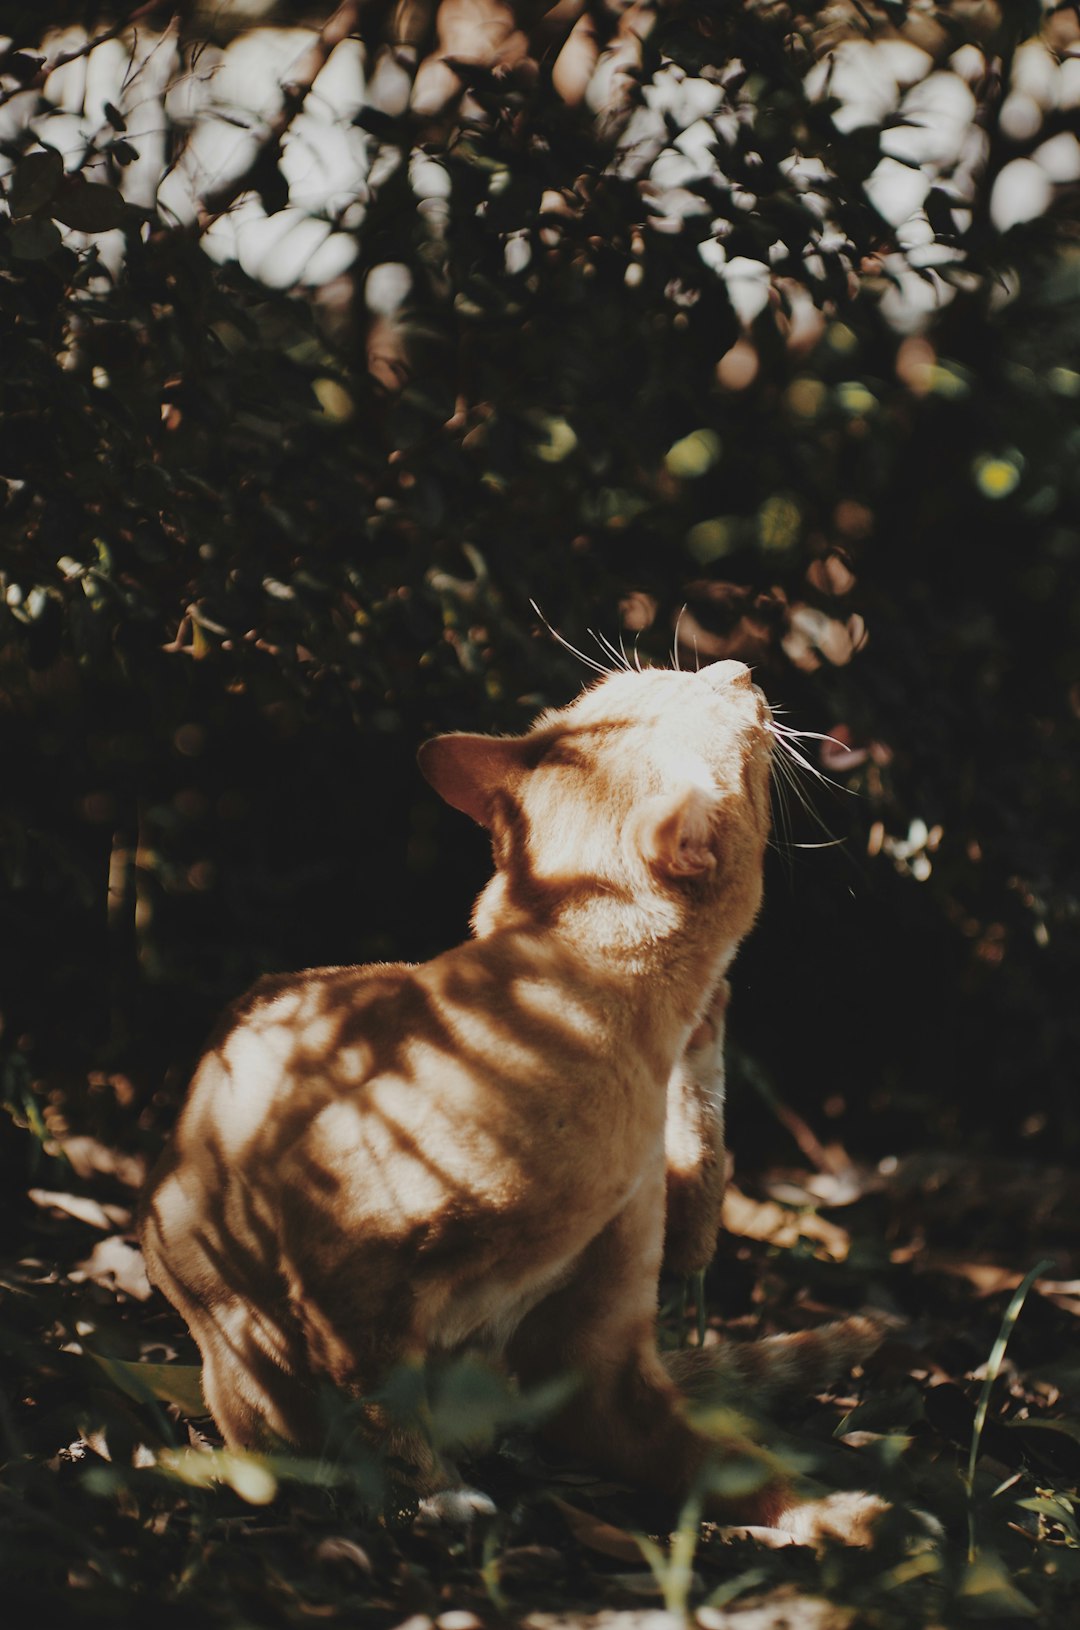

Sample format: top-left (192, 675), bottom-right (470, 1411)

top-left (2, 2), bottom-right (1080, 1621)
top-left (8, 3), bottom-right (1080, 305)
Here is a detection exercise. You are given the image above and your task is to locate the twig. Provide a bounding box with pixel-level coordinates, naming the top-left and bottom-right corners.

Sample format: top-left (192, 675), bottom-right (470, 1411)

top-left (0, 1), bottom-right (172, 110)
top-left (744, 1058), bottom-right (849, 1177)
top-left (195, 0), bottom-right (365, 233)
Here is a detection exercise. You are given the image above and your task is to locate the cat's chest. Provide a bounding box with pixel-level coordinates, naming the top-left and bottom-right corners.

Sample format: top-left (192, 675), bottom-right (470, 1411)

top-left (420, 1140), bottom-right (661, 1356)
top-left (427, 1251), bottom-right (582, 1355)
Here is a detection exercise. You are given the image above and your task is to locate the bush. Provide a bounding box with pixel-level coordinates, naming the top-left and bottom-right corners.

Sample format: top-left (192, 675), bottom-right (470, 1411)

top-left (0, 0), bottom-right (1077, 1176)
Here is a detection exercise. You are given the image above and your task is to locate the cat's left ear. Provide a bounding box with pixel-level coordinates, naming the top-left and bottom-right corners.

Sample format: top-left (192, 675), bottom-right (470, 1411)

top-left (634, 786), bottom-right (719, 879)
top-left (418, 733), bottom-right (530, 827)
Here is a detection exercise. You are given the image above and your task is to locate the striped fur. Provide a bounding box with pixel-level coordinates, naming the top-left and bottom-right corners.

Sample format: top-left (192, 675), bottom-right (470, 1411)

top-left (666, 1315), bottom-right (883, 1409)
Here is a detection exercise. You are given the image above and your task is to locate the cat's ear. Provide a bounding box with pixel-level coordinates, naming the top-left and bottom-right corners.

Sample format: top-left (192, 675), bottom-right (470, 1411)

top-left (418, 733), bottom-right (530, 827)
top-left (635, 786), bottom-right (719, 879)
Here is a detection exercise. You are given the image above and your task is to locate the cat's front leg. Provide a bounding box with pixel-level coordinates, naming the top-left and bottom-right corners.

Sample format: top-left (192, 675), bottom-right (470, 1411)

top-left (663, 977), bottom-right (730, 1277)
top-left (507, 1160), bottom-right (786, 1523)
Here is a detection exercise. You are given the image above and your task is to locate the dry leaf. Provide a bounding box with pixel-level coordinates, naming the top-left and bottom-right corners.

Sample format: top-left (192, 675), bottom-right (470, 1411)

top-left (549, 1496), bottom-right (647, 1564)
top-left (28, 1189), bottom-right (130, 1231)
top-left (722, 1183), bottom-right (850, 1260)
top-left (71, 1235), bottom-right (153, 1300)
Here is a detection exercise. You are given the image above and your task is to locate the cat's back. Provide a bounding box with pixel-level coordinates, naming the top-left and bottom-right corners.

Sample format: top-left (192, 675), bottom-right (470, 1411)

top-left (167, 959), bottom-right (423, 1162)
top-left (165, 932), bottom-right (624, 1166)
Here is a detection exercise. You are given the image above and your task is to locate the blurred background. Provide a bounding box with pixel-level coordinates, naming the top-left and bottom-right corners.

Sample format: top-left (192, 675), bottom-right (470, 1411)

top-left (1, 0), bottom-right (1078, 1198)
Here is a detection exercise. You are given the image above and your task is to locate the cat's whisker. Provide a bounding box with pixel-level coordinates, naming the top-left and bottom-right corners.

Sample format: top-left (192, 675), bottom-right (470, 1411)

top-left (592, 628), bottom-right (631, 673)
top-left (769, 721), bottom-right (852, 755)
top-left (672, 605), bottom-right (687, 673)
top-left (769, 748), bottom-right (803, 821)
top-left (774, 747), bottom-right (828, 818)
top-left (768, 737), bottom-right (847, 851)
top-left (767, 726), bottom-right (854, 797)
top-left (769, 740), bottom-right (807, 815)
top-left (617, 630), bottom-right (634, 671)
top-left (587, 629), bottom-right (620, 671)
top-left (767, 762), bottom-right (797, 879)
top-left (530, 599), bottom-right (613, 676)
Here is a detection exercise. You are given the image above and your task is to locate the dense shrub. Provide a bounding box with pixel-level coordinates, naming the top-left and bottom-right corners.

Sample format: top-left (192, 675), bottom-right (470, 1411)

top-left (1, 0), bottom-right (1078, 1179)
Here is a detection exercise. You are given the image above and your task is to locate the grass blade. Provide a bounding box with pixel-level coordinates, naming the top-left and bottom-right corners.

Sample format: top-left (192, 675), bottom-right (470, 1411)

top-left (965, 1257), bottom-right (1054, 1562)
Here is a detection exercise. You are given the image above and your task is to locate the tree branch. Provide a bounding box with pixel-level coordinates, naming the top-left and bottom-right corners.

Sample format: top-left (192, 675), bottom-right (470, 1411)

top-left (0, 1), bottom-right (173, 111)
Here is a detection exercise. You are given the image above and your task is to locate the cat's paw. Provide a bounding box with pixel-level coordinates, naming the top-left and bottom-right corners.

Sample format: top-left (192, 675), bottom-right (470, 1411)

top-left (415, 1485), bottom-right (498, 1527)
top-left (724, 1490), bottom-right (944, 1552)
top-left (777, 1489), bottom-right (891, 1548)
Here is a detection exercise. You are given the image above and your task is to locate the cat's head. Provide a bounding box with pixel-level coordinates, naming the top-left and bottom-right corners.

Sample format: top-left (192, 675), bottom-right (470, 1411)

top-left (418, 662), bottom-right (772, 950)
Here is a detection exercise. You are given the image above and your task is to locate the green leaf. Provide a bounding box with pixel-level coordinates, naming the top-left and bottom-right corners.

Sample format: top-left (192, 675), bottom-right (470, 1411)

top-left (757, 493), bottom-right (801, 554)
top-left (156, 1445), bottom-right (278, 1504)
top-left (965, 1258), bottom-right (1052, 1497)
top-left (7, 149), bottom-right (63, 218)
top-left (8, 217), bottom-right (62, 260)
top-left (686, 517), bottom-right (739, 563)
top-left (1016, 1493), bottom-right (1080, 1544)
top-left (87, 1352), bottom-right (207, 1416)
top-left (1009, 1416), bottom-right (1080, 1446)
top-left (51, 180), bottom-right (130, 233)
top-left (427, 1356), bottom-right (573, 1452)
top-left (835, 380), bottom-right (877, 416)
top-left (972, 453), bottom-right (1022, 499)
top-left (665, 429), bottom-right (721, 479)
top-left (955, 1554), bottom-right (1038, 1619)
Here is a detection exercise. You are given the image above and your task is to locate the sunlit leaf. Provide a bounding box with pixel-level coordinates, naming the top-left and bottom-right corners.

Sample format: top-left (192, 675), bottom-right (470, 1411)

top-left (784, 377), bottom-right (827, 419)
top-left (156, 1446), bottom-right (278, 1504)
top-left (223, 1453), bottom-right (278, 1504)
top-left (686, 517), bottom-right (738, 563)
top-left (757, 493), bottom-right (801, 554)
top-left (835, 380), bottom-right (877, 416)
top-left (972, 454), bottom-right (1022, 499)
top-left (665, 429), bottom-right (721, 479)
top-left (1016, 1494), bottom-right (1080, 1544)
top-left (87, 1352), bottom-right (207, 1416)
top-left (955, 1554), bottom-right (1038, 1619)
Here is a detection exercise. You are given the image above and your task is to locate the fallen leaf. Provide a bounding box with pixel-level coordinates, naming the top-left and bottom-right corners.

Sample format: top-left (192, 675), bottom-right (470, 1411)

top-left (28, 1189), bottom-right (130, 1230)
top-left (59, 1135), bottom-right (147, 1189)
top-left (722, 1183), bottom-right (850, 1260)
top-left (71, 1235), bottom-right (152, 1300)
top-left (549, 1496), bottom-right (646, 1564)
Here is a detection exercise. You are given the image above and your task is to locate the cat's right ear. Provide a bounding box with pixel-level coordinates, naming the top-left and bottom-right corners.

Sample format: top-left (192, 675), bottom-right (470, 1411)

top-left (634, 785), bottom-right (720, 879)
top-left (417, 733), bottom-right (529, 827)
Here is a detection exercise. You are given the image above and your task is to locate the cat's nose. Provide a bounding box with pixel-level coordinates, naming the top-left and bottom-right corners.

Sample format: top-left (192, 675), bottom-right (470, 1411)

top-left (702, 660), bottom-right (751, 689)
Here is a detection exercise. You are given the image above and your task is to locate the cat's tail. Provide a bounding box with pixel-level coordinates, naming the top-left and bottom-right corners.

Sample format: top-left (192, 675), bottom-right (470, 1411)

top-left (664, 1315), bottom-right (882, 1412)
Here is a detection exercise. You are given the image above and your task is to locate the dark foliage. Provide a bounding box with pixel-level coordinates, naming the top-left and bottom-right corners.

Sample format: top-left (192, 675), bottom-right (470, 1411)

top-left (1, 1), bottom-right (1079, 1623)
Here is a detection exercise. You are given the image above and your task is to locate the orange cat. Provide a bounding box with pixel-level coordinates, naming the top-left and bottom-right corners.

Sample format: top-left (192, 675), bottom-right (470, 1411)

top-left (140, 660), bottom-right (876, 1525)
